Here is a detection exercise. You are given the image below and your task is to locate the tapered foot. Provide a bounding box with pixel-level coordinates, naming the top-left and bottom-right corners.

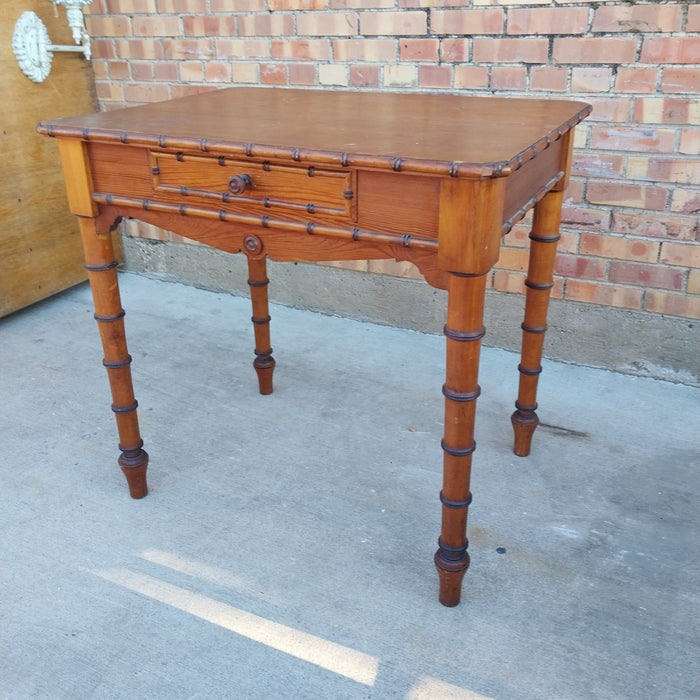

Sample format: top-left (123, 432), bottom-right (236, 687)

top-left (119, 447), bottom-right (149, 499)
top-left (435, 546), bottom-right (470, 607)
top-left (253, 353), bottom-right (275, 396)
top-left (511, 407), bottom-right (539, 457)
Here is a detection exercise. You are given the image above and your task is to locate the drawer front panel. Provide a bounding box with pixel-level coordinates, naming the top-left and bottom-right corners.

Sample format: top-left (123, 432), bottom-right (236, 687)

top-left (152, 152), bottom-right (355, 220)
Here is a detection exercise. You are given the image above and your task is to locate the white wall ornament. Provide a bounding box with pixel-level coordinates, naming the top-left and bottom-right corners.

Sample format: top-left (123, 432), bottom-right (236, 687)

top-left (12, 0), bottom-right (92, 84)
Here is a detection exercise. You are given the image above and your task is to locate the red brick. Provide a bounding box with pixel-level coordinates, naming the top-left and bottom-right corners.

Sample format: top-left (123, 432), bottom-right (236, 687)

top-left (614, 67), bottom-right (658, 94)
top-left (115, 39), bottom-right (165, 60)
top-left (107, 0), bottom-right (156, 10)
top-left (91, 40), bottom-right (116, 60)
top-left (565, 280), bottom-right (642, 310)
top-left (592, 5), bottom-right (682, 33)
top-left (162, 39), bottom-right (214, 60)
top-left (555, 255), bottom-right (607, 281)
top-left (492, 270), bottom-right (526, 295)
top-left (553, 37), bottom-right (638, 64)
top-left (108, 60), bottom-right (131, 80)
top-left (183, 15), bottom-right (236, 36)
top-left (359, 11), bottom-right (426, 36)
top-left (86, 15), bottom-right (131, 36)
top-left (260, 63), bottom-right (288, 85)
top-left (133, 15), bottom-right (181, 36)
top-left (671, 188), bottom-right (700, 214)
top-left (180, 61), bottom-right (204, 82)
top-left (272, 39), bottom-right (331, 61)
top-left (660, 242), bottom-right (700, 269)
top-left (209, 0), bottom-right (264, 8)
top-left (289, 64), bottom-right (317, 85)
top-left (474, 38), bottom-right (548, 64)
top-left (635, 97), bottom-right (698, 126)
top-left (495, 247), bottom-right (529, 272)
top-left (156, 0), bottom-right (207, 11)
top-left (571, 67), bottom-right (613, 93)
top-left (508, 7), bottom-right (588, 35)
top-left (269, 0), bottom-right (327, 8)
top-left (586, 182), bottom-right (667, 211)
top-left (530, 66), bottom-right (567, 92)
top-left (570, 153), bottom-right (624, 180)
top-left (123, 82), bottom-right (171, 103)
top-left (585, 97), bottom-right (633, 124)
top-left (205, 62), bottom-right (230, 82)
top-left (641, 37), bottom-right (700, 64)
top-left (130, 61), bottom-right (154, 81)
top-left (239, 14), bottom-right (294, 36)
top-left (609, 262), bottom-right (683, 290)
top-left (561, 205), bottom-right (611, 232)
top-left (418, 65), bottom-right (452, 89)
top-left (333, 39), bottom-right (396, 62)
top-left (400, 39), bottom-right (439, 62)
top-left (579, 233), bottom-right (659, 263)
top-left (298, 12), bottom-right (357, 36)
top-left (431, 9), bottom-right (504, 35)
top-left (612, 211), bottom-right (698, 241)
top-left (92, 60), bottom-right (109, 80)
top-left (643, 292), bottom-right (700, 319)
top-left (440, 39), bottom-right (470, 63)
top-left (95, 82), bottom-right (124, 102)
top-left (589, 126), bottom-right (677, 154)
top-left (688, 270), bottom-right (700, 296)
top-left (491, 66), bottom-right (527, 91)
top-left (154, 62), bottom-right (179, 81)
top-left (689, 4), bottom-right (700, 32)
top-left (350, 65), bottom-right (380, 87)
top-left (454, 65), bottom-right (489, 90)
top-left (333, 0), bottom-right (391, 6)
top-left (627, 157), bottom-right (700, 186)
top-left (216, 39), bottom-right (270, 60)
top-left (661, 68), bottom-right (700, 95)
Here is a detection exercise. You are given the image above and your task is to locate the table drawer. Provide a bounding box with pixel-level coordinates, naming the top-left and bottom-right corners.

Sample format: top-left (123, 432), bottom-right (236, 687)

top-left (151, 151), bottom-right (355, 220)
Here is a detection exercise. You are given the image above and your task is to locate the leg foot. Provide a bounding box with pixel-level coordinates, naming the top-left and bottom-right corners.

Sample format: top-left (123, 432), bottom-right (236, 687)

top-left (119, 445), bottom-right (149, 498)
top-left (511, 405), bottom-right (539, 457)
top-left (435, 545), bottom-right (470, 607)
top-left (253, 352), bottom-right (275, 396)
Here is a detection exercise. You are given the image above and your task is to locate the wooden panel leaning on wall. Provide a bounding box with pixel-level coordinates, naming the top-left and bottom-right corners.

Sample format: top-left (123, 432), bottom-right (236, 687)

top-left (0, 0), bottom-right (98, 317)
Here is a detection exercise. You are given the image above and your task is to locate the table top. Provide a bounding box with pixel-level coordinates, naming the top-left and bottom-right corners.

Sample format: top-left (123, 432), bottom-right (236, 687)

top-left (38, 88), bottom-right (591, 179)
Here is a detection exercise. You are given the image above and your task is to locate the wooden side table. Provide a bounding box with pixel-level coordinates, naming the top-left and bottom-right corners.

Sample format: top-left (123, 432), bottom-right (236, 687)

top-left (38, 88), bottom-right (591, 606)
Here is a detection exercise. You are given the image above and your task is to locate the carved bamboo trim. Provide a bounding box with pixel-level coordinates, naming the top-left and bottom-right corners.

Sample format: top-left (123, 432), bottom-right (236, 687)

top-left (37, 105), bottom-right (591, 180)
top-left (92, 193), bottom-right (440, 252)
top-left (501, 172), bottom-right (564, 236)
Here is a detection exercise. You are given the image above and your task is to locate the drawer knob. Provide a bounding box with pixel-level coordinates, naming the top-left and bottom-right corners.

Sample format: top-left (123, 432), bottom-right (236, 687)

top-left (228, 174), bottom-right (253, 194)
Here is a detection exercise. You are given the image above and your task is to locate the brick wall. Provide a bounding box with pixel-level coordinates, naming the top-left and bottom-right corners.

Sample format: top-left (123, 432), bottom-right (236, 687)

top-left (85, 0), bottom-right (700, 321)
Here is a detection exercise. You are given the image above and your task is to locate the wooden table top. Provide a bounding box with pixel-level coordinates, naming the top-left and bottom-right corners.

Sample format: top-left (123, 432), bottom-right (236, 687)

top-left (38, 87), bottom-right (591, 179)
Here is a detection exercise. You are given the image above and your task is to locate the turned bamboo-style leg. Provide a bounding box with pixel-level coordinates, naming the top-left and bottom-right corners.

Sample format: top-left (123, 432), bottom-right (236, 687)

top-left (435, 271), bottom-right (488, 607)
top-left (247, 256), bottom-right (275, 395)
top-left (511, 190), bottom-right (564, 457)
top-left (78, 218), bottom-right (149, 498)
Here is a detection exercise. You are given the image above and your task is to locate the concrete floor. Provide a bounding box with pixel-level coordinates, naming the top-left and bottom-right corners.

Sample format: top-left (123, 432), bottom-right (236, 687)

top-left (1, 272), bottom-right (699, 700)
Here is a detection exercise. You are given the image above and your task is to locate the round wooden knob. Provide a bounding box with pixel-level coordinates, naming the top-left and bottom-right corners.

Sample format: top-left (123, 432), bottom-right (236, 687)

top-left (228, 174), bottom-right (253, 194)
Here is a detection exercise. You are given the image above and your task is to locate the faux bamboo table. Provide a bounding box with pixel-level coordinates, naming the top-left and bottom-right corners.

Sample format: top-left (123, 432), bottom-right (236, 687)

top-left (39, 88), bottom-right (591, 606)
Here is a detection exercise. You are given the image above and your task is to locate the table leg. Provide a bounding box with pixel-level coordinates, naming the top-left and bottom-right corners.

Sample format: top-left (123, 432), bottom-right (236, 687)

top-left (511, 190), bottom-right (564, 457)
top-left (78, 218), bottom-right (148, 498)
top-left (435, 271), bottom-right (487, 607)
top-left (247, 256), bottom-right (275, 395)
